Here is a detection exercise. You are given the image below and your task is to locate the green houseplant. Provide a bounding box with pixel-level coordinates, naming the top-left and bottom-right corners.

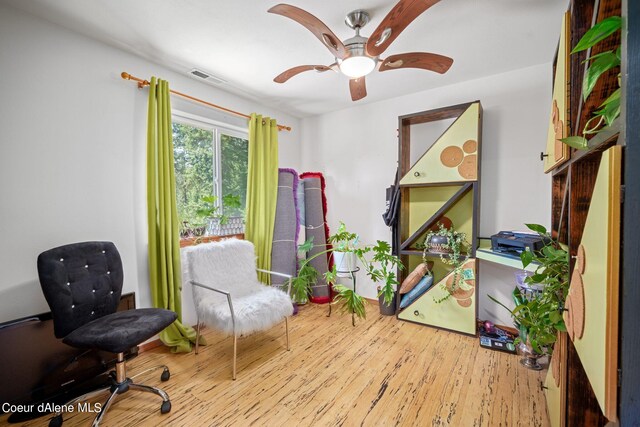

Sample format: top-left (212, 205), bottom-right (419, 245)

top-left (562, 16), bottom-right (622, 149)
top-left (196, 193), bottom-right (242, 236)
top-left (489, 224), bottom-right (570, 368)
top-left (292, 222), bottom-right (404, 325)
top-left (422, 223), bottom-right (470, 303)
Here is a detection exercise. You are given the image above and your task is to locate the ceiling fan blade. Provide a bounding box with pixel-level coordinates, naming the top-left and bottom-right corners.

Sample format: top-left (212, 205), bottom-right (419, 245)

top-left (379, 52), bottom-right (453, 74)
top-left (366, 0), bottom-right (440, 57)
top-left (349, 77), bottom-right (367, 101)
top-left (268, 4), bottom-right (348, 59)
top-left (274, 65), bottom-right (331, 83)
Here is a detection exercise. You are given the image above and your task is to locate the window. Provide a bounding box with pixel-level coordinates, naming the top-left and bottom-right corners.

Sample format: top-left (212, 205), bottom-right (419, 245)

top-left (172, 113), bottom-right (248, 237)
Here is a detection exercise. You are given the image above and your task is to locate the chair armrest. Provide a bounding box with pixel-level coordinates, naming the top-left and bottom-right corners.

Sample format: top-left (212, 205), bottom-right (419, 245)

top-left (190, 281), bottom-right (236, 332)
top-left (256, 268), bottom-right (292, 279)
top-left (191, 280), bottom-right (230, 296)
top-left (256, 269), bottom-right (293, 296)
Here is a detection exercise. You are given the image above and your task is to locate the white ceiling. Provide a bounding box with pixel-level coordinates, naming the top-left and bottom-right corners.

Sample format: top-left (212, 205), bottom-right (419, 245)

top-left (4, 0), bottom-right (569, 117)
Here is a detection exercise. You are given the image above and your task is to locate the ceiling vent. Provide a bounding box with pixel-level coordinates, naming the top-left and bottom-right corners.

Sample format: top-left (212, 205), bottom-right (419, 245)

top-left (189, 68), bottom-right (226, 85)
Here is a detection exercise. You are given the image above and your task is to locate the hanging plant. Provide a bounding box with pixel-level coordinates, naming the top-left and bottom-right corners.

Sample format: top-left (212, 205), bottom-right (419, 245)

top-left (562, 16), bottom-right (622, 149)
top-left (423, 223), bottom-right (469, 303)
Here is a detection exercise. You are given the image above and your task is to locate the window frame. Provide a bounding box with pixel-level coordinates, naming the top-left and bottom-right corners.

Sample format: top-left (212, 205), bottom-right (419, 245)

top-left (171, 110), bottom-right (248, 215)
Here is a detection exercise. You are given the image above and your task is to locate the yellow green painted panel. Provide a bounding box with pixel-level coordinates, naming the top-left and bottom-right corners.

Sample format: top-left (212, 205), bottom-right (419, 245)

top-left (571, 146), bottom-right (621, 421)
top-left (398, 259), bottom-right (477, 335)
top-left (544, 11), bottom-right (570, 173)
top-left (408, 186), bottom-right (474, 248)
top-left (545, 359), bottom-right (562, 427)
top-left (400, 102), bottom-right (480, 185)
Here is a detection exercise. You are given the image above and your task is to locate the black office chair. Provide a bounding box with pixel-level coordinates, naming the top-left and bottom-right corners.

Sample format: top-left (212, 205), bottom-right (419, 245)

top-left (37, 241), bottom-right (177, 427)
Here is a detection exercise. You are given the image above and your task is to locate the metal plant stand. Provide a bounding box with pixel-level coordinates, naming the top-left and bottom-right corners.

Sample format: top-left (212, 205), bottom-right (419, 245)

top-left (327, 267), bottom-right (360, 326)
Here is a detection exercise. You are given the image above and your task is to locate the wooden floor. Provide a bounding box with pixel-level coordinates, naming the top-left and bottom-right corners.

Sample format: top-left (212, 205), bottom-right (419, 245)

top-left (1, 304), bottom-right (550, 427)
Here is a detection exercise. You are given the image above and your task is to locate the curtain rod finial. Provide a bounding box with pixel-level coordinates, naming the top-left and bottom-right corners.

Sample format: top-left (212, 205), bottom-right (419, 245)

top-left (121, 71), bottom-right (131, 80)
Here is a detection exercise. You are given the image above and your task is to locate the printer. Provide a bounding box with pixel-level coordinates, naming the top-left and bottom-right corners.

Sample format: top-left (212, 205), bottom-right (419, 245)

top-left (490, 231), bottom-right (550, 256)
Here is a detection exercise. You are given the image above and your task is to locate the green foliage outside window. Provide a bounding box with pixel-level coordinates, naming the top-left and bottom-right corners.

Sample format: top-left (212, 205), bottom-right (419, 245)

top-left (172, 121), bottom-right (248, 232)
top-left (173, 123), bottom-right (214, 228)
top-left (220, 134), bottom-right (248, 217)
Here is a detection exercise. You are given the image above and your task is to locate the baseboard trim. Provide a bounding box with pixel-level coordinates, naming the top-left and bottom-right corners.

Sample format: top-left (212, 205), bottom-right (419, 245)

top-left (138, 338), bottom-right (163, 353)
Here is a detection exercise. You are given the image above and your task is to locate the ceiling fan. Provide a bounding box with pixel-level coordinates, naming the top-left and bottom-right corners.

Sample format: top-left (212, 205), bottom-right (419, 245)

top-left (268, 0), bottom-right (453, 101)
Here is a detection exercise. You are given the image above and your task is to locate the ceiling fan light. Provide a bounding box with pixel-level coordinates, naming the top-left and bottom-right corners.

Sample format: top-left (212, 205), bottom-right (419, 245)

top-left (339, 56), bottom-right (376, 78)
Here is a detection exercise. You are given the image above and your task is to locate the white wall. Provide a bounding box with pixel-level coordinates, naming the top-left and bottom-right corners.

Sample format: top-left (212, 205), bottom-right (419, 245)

top-left (300, 64), bottom-right (552, 326)
top-left (0, 3), bottom-right (301, 323)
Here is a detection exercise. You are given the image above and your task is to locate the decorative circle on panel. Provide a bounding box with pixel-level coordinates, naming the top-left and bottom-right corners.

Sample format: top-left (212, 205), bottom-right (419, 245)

top-left (445, 274), bottom-right (475, 300)
top-left (463, 139), bottom-right (477, 154)
top-left (576, 245), bottom-right (586, 274)
top-left (457, 154), bottom-right (477, 180)
top-left (564, 265), bottom-right (586, 341)
top-left (444, 260), bottom-right (475, 307)
top-left (551, 343), bottom-right (561, 387)
top-left (440, 146), bottom-right (464, 167)
top-left (429, 216), bottom-right (453, 232)
top-left (457, 298), bottom-right (473, 308)
top-left (571, 270), bottom-right (586, 339)
top-left (564, 288), bottom-right (575, 341)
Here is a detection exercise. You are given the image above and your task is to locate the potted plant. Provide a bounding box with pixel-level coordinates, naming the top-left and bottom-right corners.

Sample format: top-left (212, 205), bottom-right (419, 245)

top-left (290, 248), bottom-right (317, 305)
top-left (196, 193), bottom-right (242, 236)
top-left (422, 223), bottom-right (470, 303)
top-left (328, 222), bottom-right (359, 273)
top-left (326, 239), bottom-right (404, 324)
top-left (365, 240), bottom-right (404, 316)
top-left (489, 224), bottom-right (569, 370)
top-left (291, 222), bottom-right (404, 324)
top-left (561, 16), bottom-right (622, 149)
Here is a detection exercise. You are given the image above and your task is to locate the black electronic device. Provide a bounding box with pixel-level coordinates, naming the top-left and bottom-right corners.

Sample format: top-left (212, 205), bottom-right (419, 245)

top-left (490, 231), bottom-right (550, 256)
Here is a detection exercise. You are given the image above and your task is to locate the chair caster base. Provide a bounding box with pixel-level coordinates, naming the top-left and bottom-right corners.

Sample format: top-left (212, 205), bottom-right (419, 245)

top-left (49, 414), bottom-right (63, 427)
top-left (160, 367), bottom-right (170, 382)
top-left (160, 400), bottom-right (172, 414)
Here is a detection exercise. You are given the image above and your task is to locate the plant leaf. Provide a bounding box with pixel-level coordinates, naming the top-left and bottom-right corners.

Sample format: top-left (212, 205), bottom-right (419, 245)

top-left (601, 87), bottom-right (621, 106)
top-left (571, 16), bottom-right (622, 54)
top-left (582, 50), bottom-right (617, 64)
top-left (583, 115), bottom-right (606, 135)
top-left (595, 90), bottom-right (621, 127)
top-left (582, 51), bottom-right (619, 101)
top-left (521, 250), bottom-right (533, 269)
top-left (525, 224), bottom-right (547, 234)
top-left (560, 136), bottom-right (588, 150)
top-left (324, 265), bottom-right (337, 286)
top-left (298, 237), bottom-right (314, 253)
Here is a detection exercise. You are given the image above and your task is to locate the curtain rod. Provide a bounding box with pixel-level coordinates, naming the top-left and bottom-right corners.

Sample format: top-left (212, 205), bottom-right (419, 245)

top-left (120, 72), bottom-right (292, 132)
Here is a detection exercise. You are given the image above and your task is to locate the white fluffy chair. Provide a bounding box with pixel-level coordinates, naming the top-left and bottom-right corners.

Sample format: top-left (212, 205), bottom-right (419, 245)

top-left (183, 238), bottom-right (294, 379)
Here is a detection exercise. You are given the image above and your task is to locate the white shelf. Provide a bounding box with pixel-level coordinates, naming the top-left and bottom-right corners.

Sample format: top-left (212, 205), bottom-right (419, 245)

top-left (476, 244), bottom-right (539, 273)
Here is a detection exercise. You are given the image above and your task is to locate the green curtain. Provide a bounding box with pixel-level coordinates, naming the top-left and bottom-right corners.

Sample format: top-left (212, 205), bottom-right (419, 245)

top-left (147, 77), bottom-right (198, 353)
top-left (245, 113), bottom-right (279, 283)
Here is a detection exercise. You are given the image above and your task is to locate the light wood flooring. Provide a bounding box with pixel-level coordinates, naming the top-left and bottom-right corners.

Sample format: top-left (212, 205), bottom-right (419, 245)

top-left (1, 303), bottom-right (550, 426)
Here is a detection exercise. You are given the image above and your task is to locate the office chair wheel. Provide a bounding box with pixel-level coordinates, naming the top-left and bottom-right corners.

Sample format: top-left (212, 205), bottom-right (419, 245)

top-left (160, 400), bottom-right (172, 414)
top-left (49, 415), bottom-right (63, 427)
top-left (161, 367), bottom-right (170, 382)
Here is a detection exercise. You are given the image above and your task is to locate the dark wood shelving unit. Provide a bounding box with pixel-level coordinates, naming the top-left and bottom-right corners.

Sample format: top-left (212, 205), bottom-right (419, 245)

top-left (546, 0), bottom-right (625, 425)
